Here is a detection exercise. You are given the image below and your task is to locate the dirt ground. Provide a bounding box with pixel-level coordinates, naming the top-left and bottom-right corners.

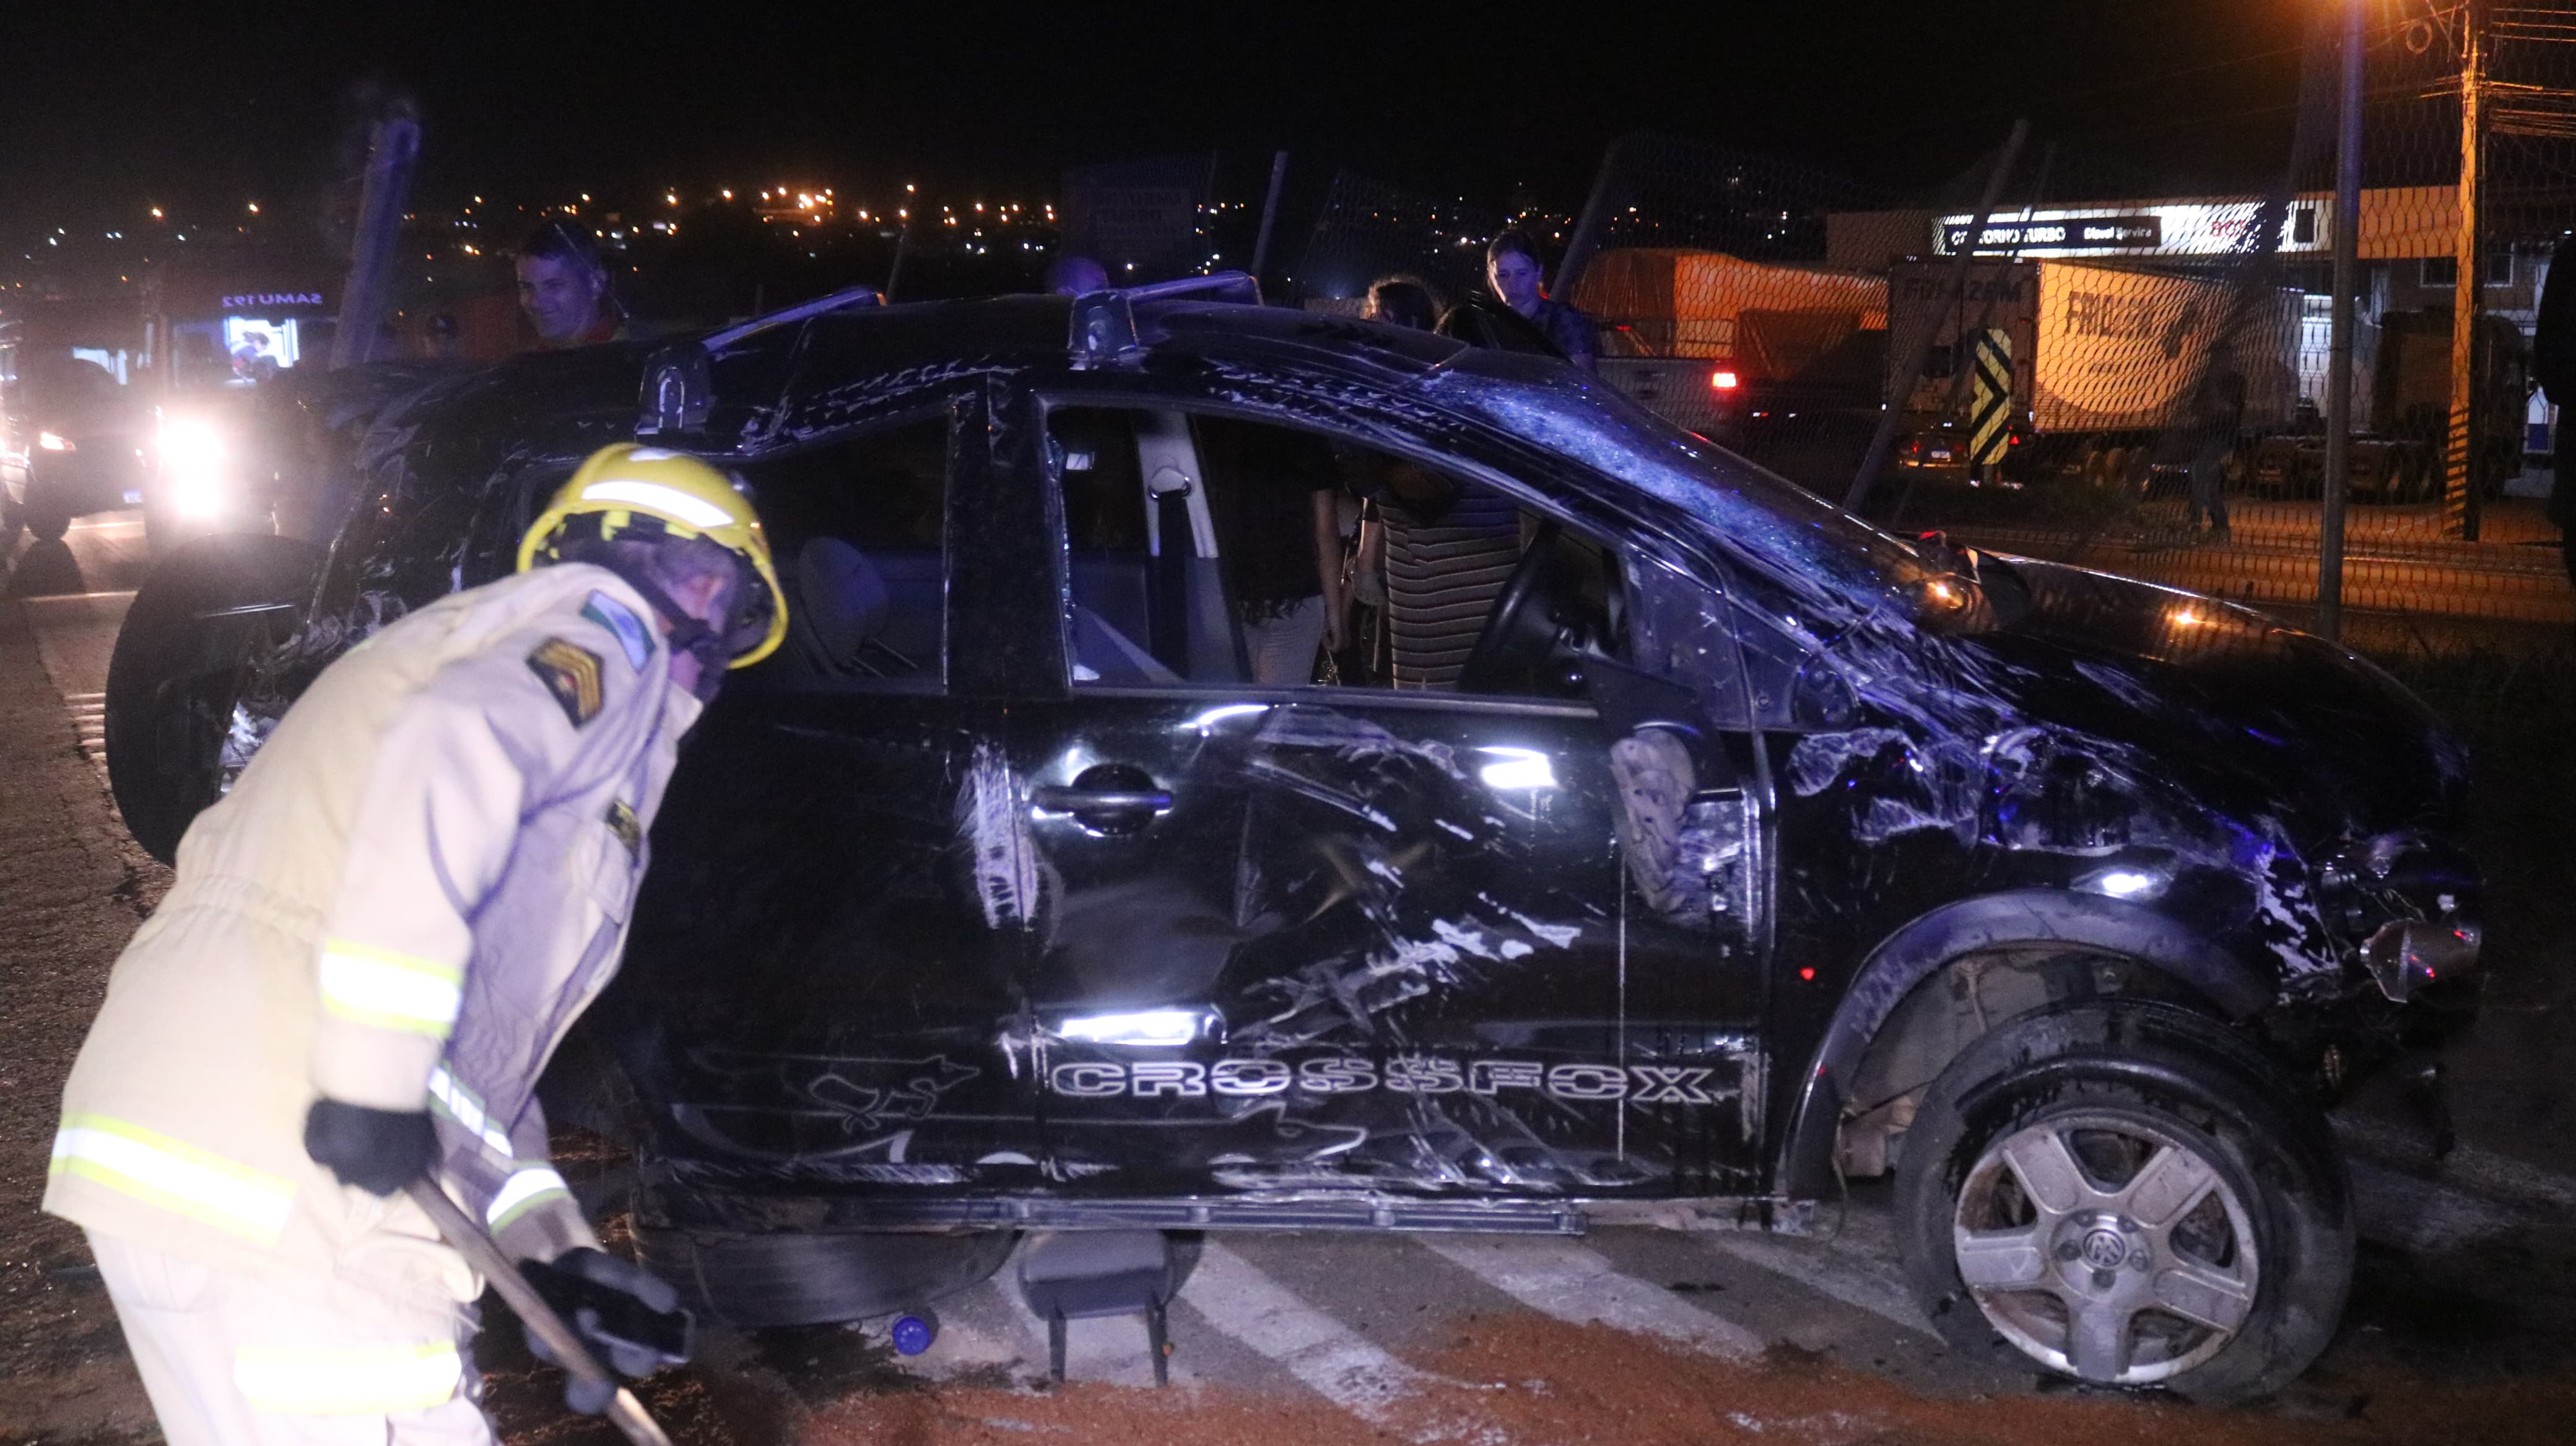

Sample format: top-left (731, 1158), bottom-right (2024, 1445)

top-left (783, 1312), bottom-right (2576, 1446)
top-left (0, 593), bottom-right (171, 1444)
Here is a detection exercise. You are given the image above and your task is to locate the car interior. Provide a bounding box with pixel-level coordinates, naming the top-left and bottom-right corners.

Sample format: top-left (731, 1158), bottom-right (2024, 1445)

top-left (740, 416), bottom-right (949, 684)
top-left (1047, 404), bottom-right (1624, 701)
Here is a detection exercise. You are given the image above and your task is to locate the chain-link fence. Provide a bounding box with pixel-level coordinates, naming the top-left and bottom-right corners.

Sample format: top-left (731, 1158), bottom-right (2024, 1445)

top-left (1551, 3), bottom-right (2576, 654)
top-left (1288, 169), bottom-right (1508, 316)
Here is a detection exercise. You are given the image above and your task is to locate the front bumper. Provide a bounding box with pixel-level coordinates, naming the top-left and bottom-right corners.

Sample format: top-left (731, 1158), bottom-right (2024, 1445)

top-left (2320, 829), bottom-right (2483, 1005)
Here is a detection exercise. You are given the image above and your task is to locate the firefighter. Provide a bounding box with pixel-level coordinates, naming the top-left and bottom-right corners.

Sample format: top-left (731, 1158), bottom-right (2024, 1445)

top-left (44, 444), bottom-right (786, 1444)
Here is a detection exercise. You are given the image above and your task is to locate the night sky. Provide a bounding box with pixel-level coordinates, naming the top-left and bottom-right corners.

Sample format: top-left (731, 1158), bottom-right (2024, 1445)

top-left (2, 1), bottom-right (2311, 229)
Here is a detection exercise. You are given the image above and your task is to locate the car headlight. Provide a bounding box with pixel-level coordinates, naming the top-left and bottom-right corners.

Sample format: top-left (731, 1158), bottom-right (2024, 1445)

top-left (157, 419), bottom-right (228, 515)
top-left (36, 431), bottom-right (75, 453)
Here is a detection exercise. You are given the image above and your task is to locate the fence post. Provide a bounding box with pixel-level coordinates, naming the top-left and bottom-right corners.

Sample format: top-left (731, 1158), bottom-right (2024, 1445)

top-left (2444, 0), bottom-right (2488, 541)
top-left (1556, 137), bottom-right (1634, 305)
top-left (2323, 1), bottom-right (2365, 642)
top-left (1250, 151), bottom-right (1290, 293)
top-left (1845, 119), bottom-right (2029, 515)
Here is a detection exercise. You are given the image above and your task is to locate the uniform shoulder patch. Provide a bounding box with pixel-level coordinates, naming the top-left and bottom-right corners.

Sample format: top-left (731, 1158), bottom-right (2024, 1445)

top-left (527, 638), bottom-right (606, 728)
top-left (604, 799), bottom-right (644, 858)
top-left (581, 590), bottom-right (655, 671)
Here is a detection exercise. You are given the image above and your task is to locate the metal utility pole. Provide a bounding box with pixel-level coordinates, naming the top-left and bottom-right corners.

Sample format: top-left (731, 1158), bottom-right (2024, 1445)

top-left (2321, 0), bottom-right (2367, 642)
top-left (1249, 150), bottom-right (1290, 292)
top-left (2443, 0), bottom-right (2488, 540)
top-left (1847, 119), bottom-right (2029, 513)
top-left (1556, 136), bottom-right (1638, 308)
top-left (330, 113), bottom-right (421, 370)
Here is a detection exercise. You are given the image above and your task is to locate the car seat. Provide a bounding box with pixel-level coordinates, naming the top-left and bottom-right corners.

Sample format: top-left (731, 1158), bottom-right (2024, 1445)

top-left (788, 536), bottom-right (896, 675)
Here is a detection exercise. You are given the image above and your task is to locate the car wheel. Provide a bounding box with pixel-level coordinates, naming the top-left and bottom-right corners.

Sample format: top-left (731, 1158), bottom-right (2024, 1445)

top-left (104, 534), bottom-right (322, 862)
top-left (27, 498), bottom-right (71, 543)
top-left (633, 1226), bottom-right (1020, 1329)
top-left (1894, 998), bottom-right (2351, 1403)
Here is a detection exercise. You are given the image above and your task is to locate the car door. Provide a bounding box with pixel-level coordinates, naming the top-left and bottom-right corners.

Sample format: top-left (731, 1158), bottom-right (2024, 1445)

top-left (599, 399), bottom-right (1049, 1198)
top-left (1001, 385), bottom-right (1773, 1201)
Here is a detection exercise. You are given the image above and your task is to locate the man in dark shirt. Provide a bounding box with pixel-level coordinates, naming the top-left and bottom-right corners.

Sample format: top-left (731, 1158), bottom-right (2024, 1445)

top-left (2535, 235), bottom-right (2576, 588)
top-left (1486, 229), bottom-right (1596, 372)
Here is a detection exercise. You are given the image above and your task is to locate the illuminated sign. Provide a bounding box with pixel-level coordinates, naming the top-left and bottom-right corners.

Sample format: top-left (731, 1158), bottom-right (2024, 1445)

top-left (1936, 201), bottom-right (2328, 259)
top-left (217, 292), bottom-right (327, 309)
top-left (1943, 216), bottom-right (2162, 253)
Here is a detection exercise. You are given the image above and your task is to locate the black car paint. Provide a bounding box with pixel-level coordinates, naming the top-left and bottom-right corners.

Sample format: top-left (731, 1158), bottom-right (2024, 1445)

top-left (287, 296), bottom-right (2471, 1234)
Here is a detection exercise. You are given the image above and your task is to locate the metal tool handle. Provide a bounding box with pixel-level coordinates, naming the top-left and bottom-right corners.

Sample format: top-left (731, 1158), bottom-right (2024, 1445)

top-left (402, 1179), bottom-right (673, 1446)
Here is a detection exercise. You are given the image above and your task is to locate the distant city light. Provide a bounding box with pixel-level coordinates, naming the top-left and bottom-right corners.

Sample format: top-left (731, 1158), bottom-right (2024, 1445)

top-left (149, 207), bottom-right (163, 219)
top-left (246, 202), bottom-right (259, 214)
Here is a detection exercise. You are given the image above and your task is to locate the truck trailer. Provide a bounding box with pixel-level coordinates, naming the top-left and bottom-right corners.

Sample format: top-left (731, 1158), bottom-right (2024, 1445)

top-left (1884, 256), bottom-right (2306, 486)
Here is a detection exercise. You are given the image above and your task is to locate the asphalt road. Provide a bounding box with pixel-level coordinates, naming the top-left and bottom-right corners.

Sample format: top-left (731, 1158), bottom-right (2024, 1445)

top-left (8, 519), bottom-right (2576, 1445)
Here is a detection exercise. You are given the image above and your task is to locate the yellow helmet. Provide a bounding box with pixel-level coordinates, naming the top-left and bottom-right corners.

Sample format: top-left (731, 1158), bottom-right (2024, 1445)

top-left (518, 443), bottom-right (788, 668)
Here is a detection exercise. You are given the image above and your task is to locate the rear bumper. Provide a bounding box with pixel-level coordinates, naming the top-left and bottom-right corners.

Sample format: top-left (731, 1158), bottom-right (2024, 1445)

top-left (24, 450), bottom-right (148, 518)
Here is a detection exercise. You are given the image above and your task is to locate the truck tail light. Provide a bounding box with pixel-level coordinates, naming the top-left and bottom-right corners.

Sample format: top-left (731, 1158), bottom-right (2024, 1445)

top-left (1709, 370), bottom-right (1739, 391)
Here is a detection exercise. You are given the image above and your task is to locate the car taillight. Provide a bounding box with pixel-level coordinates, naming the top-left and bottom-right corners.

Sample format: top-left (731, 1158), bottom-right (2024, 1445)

top-left (1710, 370), bottom-right (1739, 391)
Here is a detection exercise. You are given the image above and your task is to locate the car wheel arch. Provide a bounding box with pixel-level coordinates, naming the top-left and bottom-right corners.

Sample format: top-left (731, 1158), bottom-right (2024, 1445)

top-left (1773, 887), bottom-right (2276, 1200)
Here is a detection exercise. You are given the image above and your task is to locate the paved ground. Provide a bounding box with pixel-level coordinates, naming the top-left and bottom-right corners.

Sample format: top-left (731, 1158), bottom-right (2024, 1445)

top-left (9, 516), bottom-right (2576, 1445)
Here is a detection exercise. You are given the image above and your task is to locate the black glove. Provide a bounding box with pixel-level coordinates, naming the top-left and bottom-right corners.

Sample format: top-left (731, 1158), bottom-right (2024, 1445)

top-left (302, 1100), bottom-right (437, 1196)
top-left (520, 1247), bottom-right (694, 1413)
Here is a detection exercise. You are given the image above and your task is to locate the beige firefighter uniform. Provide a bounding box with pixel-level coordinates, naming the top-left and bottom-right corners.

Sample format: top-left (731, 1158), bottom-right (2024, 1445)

top-left (46, 561), bottom-right (698, 1440)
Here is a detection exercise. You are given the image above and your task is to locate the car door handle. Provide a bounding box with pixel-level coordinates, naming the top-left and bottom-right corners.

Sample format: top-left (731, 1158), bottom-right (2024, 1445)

top-left (1031, 763), bottom-right (1174, 836)
top-left (1030, 786), bottom-right (1174, 812)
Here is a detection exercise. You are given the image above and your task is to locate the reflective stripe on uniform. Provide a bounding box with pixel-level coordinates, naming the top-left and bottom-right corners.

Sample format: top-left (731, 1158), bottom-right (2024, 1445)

top-left (233, 1340), bottom-right (462, 1414)
top-left (426, 1066), bottom-right (515, 1160)
top-left (486, 1165), bottom-right (572, 1231)
top-left (318, 939), bottom-right (464, 1037)
top-left (50, 1115), bottom-right (296, 1244)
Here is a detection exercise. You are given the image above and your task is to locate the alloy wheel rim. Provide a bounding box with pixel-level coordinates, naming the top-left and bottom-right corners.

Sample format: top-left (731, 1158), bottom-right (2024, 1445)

top-left (1951, 1111), bottom-right (2260, 1385)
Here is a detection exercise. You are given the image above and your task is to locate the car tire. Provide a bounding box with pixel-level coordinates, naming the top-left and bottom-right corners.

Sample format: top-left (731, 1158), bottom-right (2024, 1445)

top-left (633, 1226), bottom-right (1020, 1329)
top-left (1894, 998), bottom-right (2351, 1403)
top-left (104, 534), bottom-right (322, 863)
top-left (27, 497), bottom-right (71, 543)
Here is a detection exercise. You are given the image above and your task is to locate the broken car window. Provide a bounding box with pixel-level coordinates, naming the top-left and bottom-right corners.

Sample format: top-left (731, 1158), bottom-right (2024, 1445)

top-left (734, 414), bottom-right (948, 686)
top-left (1045, 405), bottom-right (1625, 702)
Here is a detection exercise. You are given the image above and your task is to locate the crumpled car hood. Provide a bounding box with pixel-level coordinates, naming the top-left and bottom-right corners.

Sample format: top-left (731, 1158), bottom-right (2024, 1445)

top-left (1955, 557), bottom-right (2466, 846)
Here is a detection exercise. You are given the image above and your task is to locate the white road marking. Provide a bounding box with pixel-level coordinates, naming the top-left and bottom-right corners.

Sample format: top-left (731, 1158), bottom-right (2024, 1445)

top-left (1419, 1235), bottom-right (1763, 1359)
top-left (2336, 1113), bottom-right (2576, 1216)
top-left (1704, 1232), bottom-right (1940, 1339)
top-left (2348, 1161), bottom-right (2525, 1253)
top-left (1184, 1242), bottom-right (1430, 1422)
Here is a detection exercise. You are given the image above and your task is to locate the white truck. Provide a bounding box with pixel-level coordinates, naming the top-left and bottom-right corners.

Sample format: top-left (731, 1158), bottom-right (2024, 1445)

top-left (1884, 256), bottom-right (2302, 486)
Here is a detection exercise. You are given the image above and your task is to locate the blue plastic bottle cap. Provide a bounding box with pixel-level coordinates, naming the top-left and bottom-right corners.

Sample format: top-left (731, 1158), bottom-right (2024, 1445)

top-left (890, 1312), bottom-right (936, 1356)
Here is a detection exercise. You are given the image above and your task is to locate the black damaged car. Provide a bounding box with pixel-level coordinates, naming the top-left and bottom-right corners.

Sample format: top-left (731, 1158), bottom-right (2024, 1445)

top-left (104, 276), bottom-right (2481, 1401)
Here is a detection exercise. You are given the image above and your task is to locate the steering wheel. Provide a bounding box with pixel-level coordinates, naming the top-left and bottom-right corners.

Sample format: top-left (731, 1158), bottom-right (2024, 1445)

top-left (1461, 520), bottom-right (1593, 697)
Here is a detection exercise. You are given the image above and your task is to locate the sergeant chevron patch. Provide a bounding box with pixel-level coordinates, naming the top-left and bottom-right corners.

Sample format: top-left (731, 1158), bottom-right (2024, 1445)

top-left (527, 638), bottom-right (605, 727)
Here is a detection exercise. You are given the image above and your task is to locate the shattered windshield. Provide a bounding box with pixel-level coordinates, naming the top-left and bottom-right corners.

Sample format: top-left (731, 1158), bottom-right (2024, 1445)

top-left (1422, 353), bottom-right (1926, 618)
